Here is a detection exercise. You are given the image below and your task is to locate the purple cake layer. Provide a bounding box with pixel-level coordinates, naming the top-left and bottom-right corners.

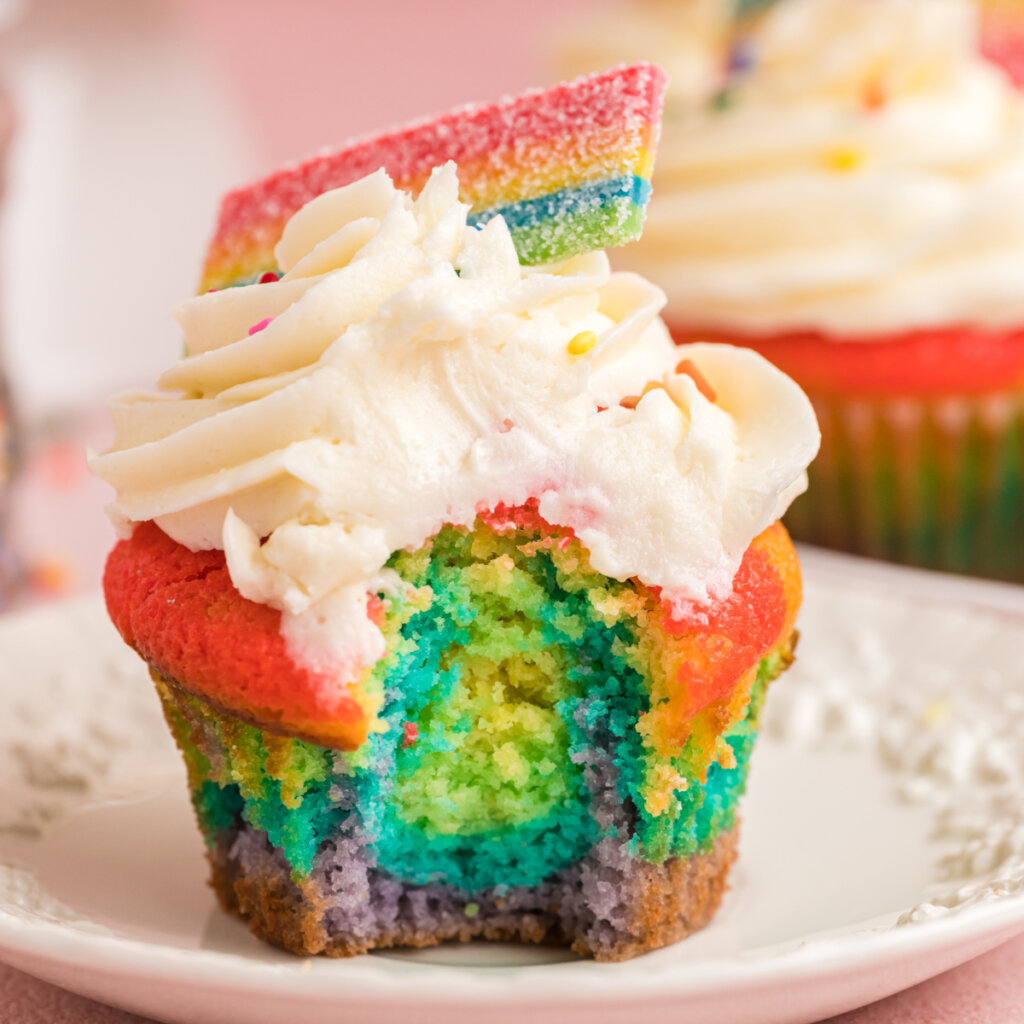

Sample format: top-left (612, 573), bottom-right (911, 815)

top-left (213, 820), bottom-right (738, 961)
top-left (205, 731), bottom-right (740, 960)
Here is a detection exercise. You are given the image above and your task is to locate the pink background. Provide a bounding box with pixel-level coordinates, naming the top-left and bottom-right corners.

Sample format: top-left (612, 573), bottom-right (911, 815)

top-left (174, 0), bottom-right (592, 170)
top-left (2, 0), bottom-right (590, 600)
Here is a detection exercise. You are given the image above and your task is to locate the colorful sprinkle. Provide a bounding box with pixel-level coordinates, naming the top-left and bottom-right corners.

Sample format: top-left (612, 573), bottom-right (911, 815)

top-left (258, 271), bottom-right (281, 284)
top-left (824, 145), bottom-right (865, 173)
top-left (862, 78), bottom-right (887, 112)
top-left (567, 330), bottom-right (597, 356)
top-left (712, 89), bottom-right (736, 112)
top-left (30, 555), bottom-right (74, 597)
top-left (402, 721), bottom-right (419, 748)
top-left (727, 39), bottom-right (756, 75)
top-left (675, 359), bottom-right (718, 403)
top-left (923, 699), bottom-right (952, 727)
top-left (39, 441), bottom-right (85, 490)
top-left (248, 317), bottom-right (273, 336)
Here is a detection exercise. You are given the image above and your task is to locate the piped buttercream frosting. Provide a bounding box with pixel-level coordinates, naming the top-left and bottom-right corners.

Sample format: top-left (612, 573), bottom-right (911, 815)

top-left (92, 163), bottom-right (819, 672)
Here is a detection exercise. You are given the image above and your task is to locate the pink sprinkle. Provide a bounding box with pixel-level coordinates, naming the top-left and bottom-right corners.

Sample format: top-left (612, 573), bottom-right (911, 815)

top-left (40, 441), bottom-right (84, 489)
top-left (258, 271), bottom-right (279, 284)
top-left (402, 722), bottom-right (419, 748)
top-left (557, 536), bottom-right (571, 550)
top-left (248, 317), bottom-right (273, 336)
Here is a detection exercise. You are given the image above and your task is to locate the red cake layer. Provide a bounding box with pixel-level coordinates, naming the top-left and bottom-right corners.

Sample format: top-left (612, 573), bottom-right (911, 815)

top-left (106, 516), bottom-right (799, 756)
top-left (660, 523), bottom-right (793, 722)
top-left (669, 323), bottom-right (1024, 398)
top-left (104, 521), bottom-right (370, 748)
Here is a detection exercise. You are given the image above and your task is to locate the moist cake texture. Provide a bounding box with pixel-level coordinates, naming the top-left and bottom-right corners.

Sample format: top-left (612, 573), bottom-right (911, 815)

top-left (108, 508), bottom-right (799, 959)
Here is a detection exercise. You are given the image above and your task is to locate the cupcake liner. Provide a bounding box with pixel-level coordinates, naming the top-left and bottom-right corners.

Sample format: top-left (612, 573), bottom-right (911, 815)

top-left (785, 391), bottom-right (1024, 580)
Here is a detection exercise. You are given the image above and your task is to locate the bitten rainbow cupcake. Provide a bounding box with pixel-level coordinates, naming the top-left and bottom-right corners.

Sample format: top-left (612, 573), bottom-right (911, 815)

top-left (582, 0), bottom-right (1024, 579)
top-left (91, 66), bottom-right (819, 961)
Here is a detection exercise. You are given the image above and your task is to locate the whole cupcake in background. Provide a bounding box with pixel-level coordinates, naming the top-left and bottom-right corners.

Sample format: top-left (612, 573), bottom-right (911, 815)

top-left (563, 0), bottom-right (1024, 580)
top-left (91, 67), bottom-right (820, 961)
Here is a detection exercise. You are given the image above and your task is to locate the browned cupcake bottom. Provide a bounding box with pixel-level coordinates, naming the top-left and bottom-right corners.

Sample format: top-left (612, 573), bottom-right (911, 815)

top-left (207, 824), bottom-right (739, 962)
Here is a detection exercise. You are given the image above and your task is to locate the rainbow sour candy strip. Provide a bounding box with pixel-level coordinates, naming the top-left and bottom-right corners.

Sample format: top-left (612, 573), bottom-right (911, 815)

top-left (200, 63), bottom-right (667, 292)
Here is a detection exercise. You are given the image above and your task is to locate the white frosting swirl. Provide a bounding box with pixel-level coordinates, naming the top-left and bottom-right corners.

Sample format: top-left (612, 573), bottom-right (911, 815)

top-left (92, 163), bottom-right (818, 671)
top-left (602, 0), bottom-right (1024, 335)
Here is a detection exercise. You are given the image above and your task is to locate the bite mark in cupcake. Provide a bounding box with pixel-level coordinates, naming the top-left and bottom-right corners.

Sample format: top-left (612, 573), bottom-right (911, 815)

top-left (92, 66), bottom-right (820, 960)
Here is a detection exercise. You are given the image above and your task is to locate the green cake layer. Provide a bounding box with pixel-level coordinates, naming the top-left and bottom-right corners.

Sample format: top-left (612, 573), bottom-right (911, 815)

top-left (159, 516), bottom-right (789, 890)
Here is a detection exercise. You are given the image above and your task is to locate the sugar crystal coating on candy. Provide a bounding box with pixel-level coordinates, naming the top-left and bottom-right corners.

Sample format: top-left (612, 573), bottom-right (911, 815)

top-left (201, 63), bottom-right (667, 291)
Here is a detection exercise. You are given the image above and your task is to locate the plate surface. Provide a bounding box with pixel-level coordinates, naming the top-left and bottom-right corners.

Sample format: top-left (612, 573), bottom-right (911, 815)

top-left (1, 550), bottom-right (1024, 1024)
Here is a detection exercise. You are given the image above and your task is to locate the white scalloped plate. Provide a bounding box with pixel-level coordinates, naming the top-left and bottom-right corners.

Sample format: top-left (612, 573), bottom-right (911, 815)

top-left (1, 549), bottom-right (1024, 1024)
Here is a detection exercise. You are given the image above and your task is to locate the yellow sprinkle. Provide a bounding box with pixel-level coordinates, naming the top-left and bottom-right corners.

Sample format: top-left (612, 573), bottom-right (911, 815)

top-left (923, 698), bottom-right (952, 727)
top-left (567, 330), bottom-right (597, 356)
top-left (300, 959), bottom-right (313, 974)
top-left (824, 145), bottom-right (865, 173)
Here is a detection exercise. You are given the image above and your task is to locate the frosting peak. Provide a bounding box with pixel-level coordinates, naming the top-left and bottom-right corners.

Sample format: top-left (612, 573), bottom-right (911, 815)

top-left (92, 162), bottom-right (819, 671)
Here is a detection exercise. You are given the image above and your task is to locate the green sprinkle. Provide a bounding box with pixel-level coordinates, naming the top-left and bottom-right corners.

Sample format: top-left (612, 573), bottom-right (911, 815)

top-left (464, 902), bottom-right (480, 918)
top-left (712, 89), bottom-right (735, 112)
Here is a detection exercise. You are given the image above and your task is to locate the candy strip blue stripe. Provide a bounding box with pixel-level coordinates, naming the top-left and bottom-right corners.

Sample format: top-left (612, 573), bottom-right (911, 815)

top-left (467, 175), bottom-right (650, 232)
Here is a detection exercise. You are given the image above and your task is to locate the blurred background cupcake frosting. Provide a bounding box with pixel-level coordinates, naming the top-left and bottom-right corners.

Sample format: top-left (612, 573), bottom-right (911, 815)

top-left (559, 0), bottom-right (730, 110)
top-left (596, 0), bottom-right (1024, 336)
top-left (558, 0), bottom-right (1024, 581)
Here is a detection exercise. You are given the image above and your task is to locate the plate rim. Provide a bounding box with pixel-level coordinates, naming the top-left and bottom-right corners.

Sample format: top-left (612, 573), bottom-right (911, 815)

top-left (1, 892), bottom-right (1023, 1004)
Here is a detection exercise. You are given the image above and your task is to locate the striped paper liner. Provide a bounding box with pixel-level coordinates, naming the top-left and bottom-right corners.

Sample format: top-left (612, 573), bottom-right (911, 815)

top-left (785, 391), bottom-right (1024, 580)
